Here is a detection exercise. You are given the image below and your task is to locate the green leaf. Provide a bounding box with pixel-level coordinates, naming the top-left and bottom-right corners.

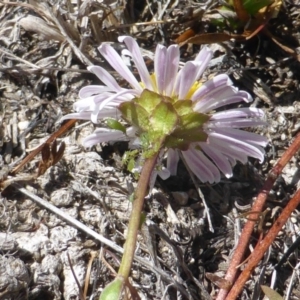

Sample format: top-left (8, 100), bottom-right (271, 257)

top-left (261, 285), bottom-right (284, 300)
top-left (106, 118), bottom-right (126, 134)
top-left (150, 101), bottom-right (178, 135)
top-left (119, 101), bottom-right (150, 131)
top-left (100, 278), bottom-right (124, 300)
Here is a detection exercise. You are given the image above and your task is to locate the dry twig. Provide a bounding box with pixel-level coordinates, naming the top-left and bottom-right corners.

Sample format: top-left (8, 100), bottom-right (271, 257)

top-left (217, 131), bottom-right (300, 300)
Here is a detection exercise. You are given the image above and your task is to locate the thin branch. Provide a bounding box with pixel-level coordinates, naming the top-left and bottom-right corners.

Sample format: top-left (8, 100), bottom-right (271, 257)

top-left (226, 187), bottom-right (300, 299)
top-left (217, 131), bottom-right (300, 300)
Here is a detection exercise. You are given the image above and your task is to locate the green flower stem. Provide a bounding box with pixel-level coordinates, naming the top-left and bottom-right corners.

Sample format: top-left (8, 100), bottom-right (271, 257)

top-left (118, 151), bottom-right (160, 280)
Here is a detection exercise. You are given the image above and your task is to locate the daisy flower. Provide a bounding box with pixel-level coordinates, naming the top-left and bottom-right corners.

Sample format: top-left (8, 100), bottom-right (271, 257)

top-left (62, 36), bottom-right (268, 183)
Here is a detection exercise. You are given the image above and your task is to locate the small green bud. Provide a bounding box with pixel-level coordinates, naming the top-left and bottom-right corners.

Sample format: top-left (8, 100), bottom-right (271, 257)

top-left (99, 278), bottom-right (124, 300)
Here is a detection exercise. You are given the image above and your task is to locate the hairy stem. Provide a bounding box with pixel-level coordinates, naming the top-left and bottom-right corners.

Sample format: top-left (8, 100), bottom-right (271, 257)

top-left (118, 152), bottom-right (159, 279)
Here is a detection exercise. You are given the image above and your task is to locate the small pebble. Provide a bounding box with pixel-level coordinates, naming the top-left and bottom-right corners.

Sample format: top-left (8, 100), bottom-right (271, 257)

top-left (291, 217), bottom-right (297, 224)
top-left (18, 121), bottom-right (29, 131)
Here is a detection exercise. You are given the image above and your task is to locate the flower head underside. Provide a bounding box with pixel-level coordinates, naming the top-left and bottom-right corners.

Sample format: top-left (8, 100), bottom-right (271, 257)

top-left (62, 36), bottom-right (268, 183)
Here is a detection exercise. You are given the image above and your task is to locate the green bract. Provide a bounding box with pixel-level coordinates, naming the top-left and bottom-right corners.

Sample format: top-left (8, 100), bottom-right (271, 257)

top-left (119, 89), bottom-right (209, 153)
top-left (106, 118), bottom-right (126, 134)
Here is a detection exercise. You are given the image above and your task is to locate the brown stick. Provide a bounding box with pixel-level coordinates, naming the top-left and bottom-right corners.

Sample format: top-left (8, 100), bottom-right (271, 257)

top-left (216, 131), bottom-right (300, 300)
top-left (226, 187), bottom-right (300, 299)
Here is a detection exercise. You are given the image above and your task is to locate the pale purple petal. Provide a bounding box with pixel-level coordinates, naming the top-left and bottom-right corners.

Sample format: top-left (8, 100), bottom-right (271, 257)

top-left (126, 126), bottom-right (138, 138)
top-left (208, 132), bottom-right (265, 162)
top-left (193, 46), bottom-right (213, 79)
top-left (194, 90), bottom-right (252, 113)
top-left (175, 61), bottom-right (202, 99)
top-left (198, 142), bottom-right (233, 178)
top-left (79, 85), bottom-right (113, 98)
top-left (91, 103), bottom-right (101, 123)
top-left (174, 47), bottom-right (212, 99)
top-left (207, 119), bottom-right (266, 128)
top-left (225, 155), bottom-right (237, 166)
top-left (119, 36), bottom-right (153, 90)
top-left (98, 43), bottom-right (142, 92)
top-left (182, 147), bottom-right (220, 183)
top-left (155, 45), bottom-right (180, 95)
top-left (73, 97), bottom-right (96, 112)
top-left (211, 108), bottom-right (265, 120)
top-left (193, 85), bottom-right (238, 105)
top-left (98, 89), bottom-right (139, 111)
top-left (74, 92), bottom-right (120, 113)
top-left (83, 128), bottom-right (129, 147)
top-left (166, 148), bottom-right (180, 175)
top-left (157, 167), bottom-right (171, 180)
top-left (208, 136), bottom-right (248, 164)
top-left (164, 45), bottom-right (180, 96)
top-left (154, 45), bottom-right (167, 94)
top-left (129, 137), bottom-right (141, 149)
top-left (211, 128), bottom-right (268, 147)
top-left (61, 108), bottom-right (120, 122)
top-left (60, 112), bottom-right (92, 121)
top-left (87, 66), bottom-right (123, 92)
top-left (191, 74), bottom-right (232, 100)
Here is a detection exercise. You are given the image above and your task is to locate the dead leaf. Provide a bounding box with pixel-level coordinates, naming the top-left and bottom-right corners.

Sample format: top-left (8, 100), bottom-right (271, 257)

top-left (19, 16), bottom-right (65, 42)
top-left (261, 285), bottom-right (284, 300)
top-left (206, 273), bottom-right (232, 290)
top-left (37, 140), bottom-right (65, 176)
